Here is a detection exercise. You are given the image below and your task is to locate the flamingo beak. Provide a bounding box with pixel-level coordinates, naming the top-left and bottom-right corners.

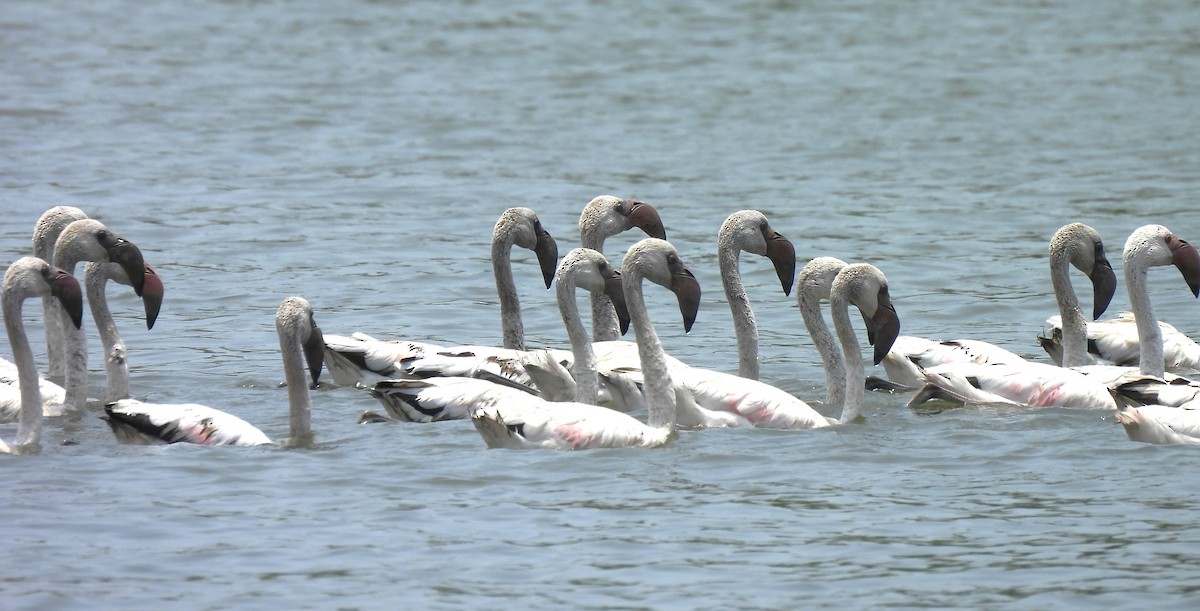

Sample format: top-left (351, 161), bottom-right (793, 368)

top-left (51, 267), bottom-right (84, 330)
top-left (1089, 255), bottom-right (1117, 320)
top-left (534, 227), bottom-right (559, 289)
top-left (105, 237), bottom-right (147, 298)
top-left (623, 200), bottom-right (666, 240)
top-left (141, 264), bottom-right (164, 330)
top-left (602, 270), bottom-right (631, 336)
top-left (303, 319), bottom-right (325, 389)
top-left (671, 267), bottom-right (702, 334)
top-left (867, 288), bottom-right (901, 366)
top-left (765, 229), bottom-right (796, 297)
top-left (1168, 234), bottom-right (1200, 297)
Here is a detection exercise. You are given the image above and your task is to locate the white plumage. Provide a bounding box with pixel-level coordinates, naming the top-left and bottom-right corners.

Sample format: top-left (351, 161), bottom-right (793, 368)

top-left (0, 257), bottom-right (84, 454)
top-left (103, 296), bottom-right (325, 447)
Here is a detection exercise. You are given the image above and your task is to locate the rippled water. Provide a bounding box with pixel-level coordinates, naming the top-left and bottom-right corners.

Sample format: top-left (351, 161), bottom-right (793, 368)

top-left (3, 0), bottom-right (1200, 608)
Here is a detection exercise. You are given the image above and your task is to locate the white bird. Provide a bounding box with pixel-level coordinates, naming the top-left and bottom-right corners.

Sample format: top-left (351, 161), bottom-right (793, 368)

top-left (1104, 225), bottom-right (1200, 446)
top-left (1099, 225), bottom-right (1200, 380)
top-left (904, 223), bottom-right (1126, 410)
top-left (0, 257), bottom-right (84, 455)
top-left (1114, 404), bottom-right (1200, 445)
top-left (520, 250), bottom-right (741, 426)
top-left (718, 210), bottom-right (796, 380)
top-left (52, 219), bottom-right (157, 414)
top-left (669, 262), bottom-right (900, 428)
top-left (579, 195), bottom-right (666, 342)
top-left (469, 238), bottom-right (700, 449)
top-left (883, 223), bottom-right (1117, 391)
top-left (492, 206), bottom-right (560, 351)
top-left (321, 206), bottom-right (558, 388)
top-left (102, 296), bottom-right (325, 447)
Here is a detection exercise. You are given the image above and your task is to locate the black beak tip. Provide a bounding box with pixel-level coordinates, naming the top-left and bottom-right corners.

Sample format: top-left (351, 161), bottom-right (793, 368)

top-left (536, 235), bottom-right (559, 290)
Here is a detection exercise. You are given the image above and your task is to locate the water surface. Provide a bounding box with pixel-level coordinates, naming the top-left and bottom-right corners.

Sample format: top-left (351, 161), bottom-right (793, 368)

top-left (2, 0), bottom-right (1200, 608)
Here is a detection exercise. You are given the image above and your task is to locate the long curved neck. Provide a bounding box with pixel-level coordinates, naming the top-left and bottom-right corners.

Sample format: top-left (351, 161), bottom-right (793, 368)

top-left (558, 281), bottom-right (599, 404)
top-left (830, 293), bottom-right (864, 423)
top-left (4, 290), bottom-right (43, 448)
top-left (1049, 247), bottom-right (1089, 368)
top-left (491, 236), bottom-right (525, 351)
top-left (34, 207), bottom-right (86, 378)
top-left (799, 293), bottom-right (846, 405)
top-left (41, 294), bottom-right (65, 378)
top-left (719, 241), bottom-right (759, 379)
top-left (55, 253), bottom-right (88, 413)
top-left (86, 263), bottom-right (129, 402)
top-left (625, 273), bottom-right (675, 431)
top-left (1125, 258), bottom-right (1165, 377)
top-left (581, 233), bottom-right (621, 342)
top-left (280, 327), bottom-right (313, 445)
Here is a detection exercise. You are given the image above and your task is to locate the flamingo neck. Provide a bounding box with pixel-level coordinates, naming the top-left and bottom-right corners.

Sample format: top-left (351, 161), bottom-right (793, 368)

top-left (799, 293), bottom-right (846, 405)
top-left (54, 252), bottom-right (88, 413)
top-left (1125, 258), bottom-right (1165, 377)
top-left (491, 234), bottom-right (525, 351)
top-left (3, 287), bottom-right (44, 449)
top-left (624, 272), bottom-right (675, 432)
top-left (280, 326), bottom-right (313, 446)
top-left (558, 279), bottom-right (599, 404)
top-left (1049, 245), bottom-right (1089, 368)
top-left (719, 240), bottom-right (759, 380)
top-left (830, 292), bottom-right (864, 423)
top-left (34, 207), bottom-right (86, 379)
top-left (580, 232), bottom-right (621, 342)
top-left (87, 262), bottom-right (130, 402)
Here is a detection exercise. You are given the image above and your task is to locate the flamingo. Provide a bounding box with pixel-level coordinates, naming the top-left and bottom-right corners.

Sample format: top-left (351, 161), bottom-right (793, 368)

top-left (904, 223), bottom-right (1129, 410)
top-left (469, 238), bottom-right (700, 449)
top-left (0, 257), bottom-right (83, 454)
top-left (718, 210), bottom-right (796, 380)
top-left (667, 262), bottom-right (899, 428)
top-left (102, 297), bottom-right (325, 446)
top-left (882, 222), bottom-right (1116, 391)
top-left (52, 219), bottom-right (157, 413)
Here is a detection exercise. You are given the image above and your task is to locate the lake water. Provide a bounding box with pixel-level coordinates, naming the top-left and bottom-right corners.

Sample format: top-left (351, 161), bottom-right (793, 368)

top-left (3, 0), bottom-right (1200, 608)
